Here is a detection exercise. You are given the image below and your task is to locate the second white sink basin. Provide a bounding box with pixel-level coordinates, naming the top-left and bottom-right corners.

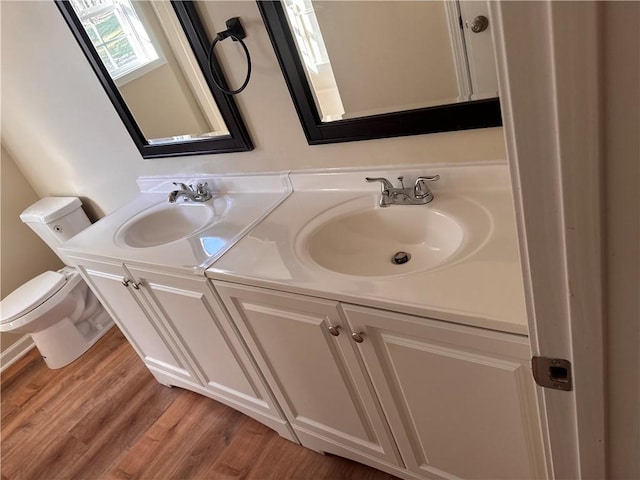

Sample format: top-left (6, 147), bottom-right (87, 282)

top-left (296, 196), bottom-right (465, 277)
top-left (115, 197), bottom-right (228, 248)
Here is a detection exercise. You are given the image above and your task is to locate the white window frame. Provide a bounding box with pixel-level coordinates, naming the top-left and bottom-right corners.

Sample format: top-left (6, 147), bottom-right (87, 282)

top-left (71, 0), bottom-right (165, 87)
top-left (282, 0), bottom-right (344, 121)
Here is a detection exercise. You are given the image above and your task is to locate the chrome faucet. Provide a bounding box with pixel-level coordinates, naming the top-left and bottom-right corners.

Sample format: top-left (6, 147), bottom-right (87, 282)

top-left (168, 182), bottom-right (213, 203)
top-left (366, 175), bottom-right (440, 207)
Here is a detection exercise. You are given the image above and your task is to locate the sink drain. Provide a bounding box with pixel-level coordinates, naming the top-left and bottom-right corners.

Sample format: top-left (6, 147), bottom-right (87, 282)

top-left (391, 251), bottom-right (411, 265)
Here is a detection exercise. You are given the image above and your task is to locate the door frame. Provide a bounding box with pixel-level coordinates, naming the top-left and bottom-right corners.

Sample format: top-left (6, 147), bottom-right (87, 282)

top-left (490, 2), bottom-right (605, 478)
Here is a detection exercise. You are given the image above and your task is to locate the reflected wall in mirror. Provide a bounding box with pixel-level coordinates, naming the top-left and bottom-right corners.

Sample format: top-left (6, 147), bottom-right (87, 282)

top-left (258, 0), bottom-right (501, 145)
top-left (283, 0), bottom-right (498, 121)
top-left (57, 0), bottom-right (253, 158)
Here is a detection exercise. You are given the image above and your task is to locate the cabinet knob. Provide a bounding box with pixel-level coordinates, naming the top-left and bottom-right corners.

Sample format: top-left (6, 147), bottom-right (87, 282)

top-left (327, 325), bottom-right (341, 336)
top-left (121, 278), bottom-right (130, 287)
top-left (351, 332), bottom-right (365, 343)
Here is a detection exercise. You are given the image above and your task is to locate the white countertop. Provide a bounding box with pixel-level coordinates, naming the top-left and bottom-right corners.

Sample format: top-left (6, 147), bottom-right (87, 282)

top-left (207, 164), bottom-right (529, 335)
top-left (61, 165), bottom-right (528, 335)
top-left (61, 173), bottom-right (292, 275)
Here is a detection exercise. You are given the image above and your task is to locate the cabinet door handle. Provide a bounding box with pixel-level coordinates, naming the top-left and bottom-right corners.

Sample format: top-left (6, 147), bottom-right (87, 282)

top-left (131, 281), bottom-right (141, 290)
top-left (351, 332), bottom-right (365, 343)
top-left (121, 278), bottom-right (130, 287)
top-left (327, 325), bottom-right (341, 336)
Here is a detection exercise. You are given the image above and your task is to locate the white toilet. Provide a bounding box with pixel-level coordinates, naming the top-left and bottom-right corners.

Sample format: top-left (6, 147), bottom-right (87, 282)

top-left (0, 197), bottom-right (112, 369)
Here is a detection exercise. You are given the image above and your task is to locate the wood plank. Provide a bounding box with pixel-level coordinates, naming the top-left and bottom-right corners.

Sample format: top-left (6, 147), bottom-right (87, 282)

top-left (105, 392), bottom-right (242, 479)
top-left (63, 370), bottom-right (177, 479)
top-left (200, 419), bottom-right (275, 479)
top-left (16, 434), bottom-right (90, 480)
top-left (1, 330), bottom-right (137, 452)
top-left (1, 327), bottom-right (127, 437)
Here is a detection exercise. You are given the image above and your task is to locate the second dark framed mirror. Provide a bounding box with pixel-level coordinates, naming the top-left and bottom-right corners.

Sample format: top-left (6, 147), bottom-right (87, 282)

top-left (57, 0), bottom-right (253, 158)
top-left (258, 0), bottom-right (502, 145)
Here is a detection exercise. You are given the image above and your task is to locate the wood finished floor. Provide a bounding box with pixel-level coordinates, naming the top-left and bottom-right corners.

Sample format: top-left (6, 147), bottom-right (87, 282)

top-left (1, 328), bottom-right (398, 480)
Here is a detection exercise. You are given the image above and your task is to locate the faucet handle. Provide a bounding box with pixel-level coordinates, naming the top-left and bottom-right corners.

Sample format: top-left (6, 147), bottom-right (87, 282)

top-left (195, 182), bottom-right (210, 195)
top-left (365, 177), bottom-right (394, 191)
top-left (194, 182), bottom-right (213, 201)
top-left (173, 182), bottom-right (190, 191)
top-left (414, 175), bottom-right (440, 199)
top-left (415, 175), bottom-right (440, 183)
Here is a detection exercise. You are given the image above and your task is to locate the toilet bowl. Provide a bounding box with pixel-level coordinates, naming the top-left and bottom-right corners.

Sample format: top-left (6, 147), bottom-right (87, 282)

top-left (1, 267), bottom-right (111, 369)
top-left (0, 197), bottom-right (113, 369)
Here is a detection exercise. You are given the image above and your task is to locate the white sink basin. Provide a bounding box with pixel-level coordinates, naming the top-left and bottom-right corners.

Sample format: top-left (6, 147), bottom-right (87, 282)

top-left (115, 197), bottom-right (228, 248)
top-left (296, 197), bottom-right (465, 277)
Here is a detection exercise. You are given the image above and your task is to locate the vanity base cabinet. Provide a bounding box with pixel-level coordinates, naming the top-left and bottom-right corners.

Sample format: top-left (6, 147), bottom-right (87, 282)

top-left (342, 304), bottom-right (547, 480)
top-left (74, 259), bottom-right (296, 443)
top-left (213, 282), bottom-right (407, 477)
top-left (214, 281), bottom-right (546, 480)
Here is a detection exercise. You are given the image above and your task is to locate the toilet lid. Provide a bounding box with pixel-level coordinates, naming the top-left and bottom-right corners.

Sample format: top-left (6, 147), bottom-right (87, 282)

top-left (0, 271), bottom-right (67, 323)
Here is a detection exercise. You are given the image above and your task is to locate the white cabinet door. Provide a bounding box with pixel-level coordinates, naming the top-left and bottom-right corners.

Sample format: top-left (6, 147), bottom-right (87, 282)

top-left (127, 266), bottom-right (274, 415)
top-left (214, 281), bottom-right (402, 468)
top-left (342, 304), bottom-right (546, 480)
top-left (78, 262), bottom-right (193, 381)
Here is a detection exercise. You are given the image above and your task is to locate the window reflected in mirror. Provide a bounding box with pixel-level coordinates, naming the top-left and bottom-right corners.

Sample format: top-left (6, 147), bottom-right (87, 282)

top-left (68, 0), bottom-right (229, 144)
top-left (72, 0), bottom-right (161, 81)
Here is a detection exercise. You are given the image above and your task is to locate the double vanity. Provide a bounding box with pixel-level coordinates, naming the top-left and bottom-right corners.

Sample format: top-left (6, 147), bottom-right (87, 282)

top-left (61, 164), bottom-right (546, 480)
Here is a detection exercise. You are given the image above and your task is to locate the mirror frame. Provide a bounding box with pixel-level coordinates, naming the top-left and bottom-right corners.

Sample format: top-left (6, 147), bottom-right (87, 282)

top-left (56, 0), bottom-right (253, 158)
top-left (257, 0), bottom-right (502, 145)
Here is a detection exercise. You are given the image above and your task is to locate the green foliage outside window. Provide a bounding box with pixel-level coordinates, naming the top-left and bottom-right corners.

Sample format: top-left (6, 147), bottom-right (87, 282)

top-left (85, 12), bottom-right (135, 72)
top-left (74, 0), bottom-right (159, 79)
top-left (94, 12), bottom-right (122, 42)
top-left (107, 38), bottom-right (135, 67)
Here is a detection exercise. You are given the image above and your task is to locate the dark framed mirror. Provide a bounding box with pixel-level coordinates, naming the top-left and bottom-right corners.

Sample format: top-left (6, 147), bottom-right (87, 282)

top-left (257, 0), bottom-right (502, 145)
top-left (57, 0), bottom-right (253, 158)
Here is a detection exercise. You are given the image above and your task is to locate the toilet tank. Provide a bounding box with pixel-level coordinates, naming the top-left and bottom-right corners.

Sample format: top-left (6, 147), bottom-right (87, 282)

top-left (20, 197), bottom-right (91, 263)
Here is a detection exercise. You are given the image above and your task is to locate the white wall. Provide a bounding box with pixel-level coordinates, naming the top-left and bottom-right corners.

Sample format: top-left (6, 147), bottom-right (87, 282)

top-left (0, 146), bottom-right (64, 352)
top-left (603, 2), bottom-right (640, 478)
top-left (118, 1), bottom-right (212, 140)
top-left (119, 62), bottom-right (210, 139)
top-left (0, 1), bottom-right (505, 218)
top-left (315, 1), bottom-right (458, 117)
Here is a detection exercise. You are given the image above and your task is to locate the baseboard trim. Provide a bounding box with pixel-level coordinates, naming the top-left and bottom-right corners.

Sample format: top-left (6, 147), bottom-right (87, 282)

top-left (1, 335), bottom-right (35, 373)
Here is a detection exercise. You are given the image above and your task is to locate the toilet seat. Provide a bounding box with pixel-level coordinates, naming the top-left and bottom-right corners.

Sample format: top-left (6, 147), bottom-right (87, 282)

top-left (1, 270), bottom-right (73, 324)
